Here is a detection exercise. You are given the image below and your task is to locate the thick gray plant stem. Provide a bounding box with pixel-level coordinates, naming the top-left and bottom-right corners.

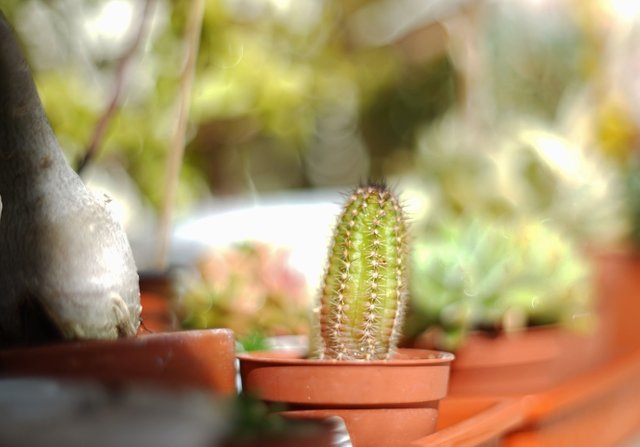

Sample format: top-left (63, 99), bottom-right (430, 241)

top-left (0, 12), bottom-right (141, 345)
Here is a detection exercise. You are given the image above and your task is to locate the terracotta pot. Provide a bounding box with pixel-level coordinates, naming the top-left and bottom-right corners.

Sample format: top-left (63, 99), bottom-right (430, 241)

top-left (591, 248), bottom-right (640, 358)
top-left (238, 348), bottom-right (454, 447)
top-left (138, 271), bottom-right (179, 334)
top-left (415, 326), bottom-right (602, 396)
top-left (0, 329), bottom-right (237, 395)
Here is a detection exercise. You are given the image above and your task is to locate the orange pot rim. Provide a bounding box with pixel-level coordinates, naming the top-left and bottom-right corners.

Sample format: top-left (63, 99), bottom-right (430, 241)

top-left (238, 347), bottom-right (454, 366)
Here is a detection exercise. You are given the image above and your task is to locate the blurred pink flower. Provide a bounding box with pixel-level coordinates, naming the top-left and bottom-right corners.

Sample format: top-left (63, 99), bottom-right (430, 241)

top-left (179, 242), bottom-right (311, 339)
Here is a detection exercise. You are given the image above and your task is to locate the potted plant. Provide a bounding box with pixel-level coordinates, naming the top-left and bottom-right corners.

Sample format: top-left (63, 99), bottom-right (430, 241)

top-left (177, 241), bottom-right (311, 351)
top-left (238, 184), bottom-right (454, 447)
top-left (0, 10), bottom-right (145, 345)
top-left (405, 217), bottom-right (603, 395)
top-left (0, 9), bottom-right (241, 398)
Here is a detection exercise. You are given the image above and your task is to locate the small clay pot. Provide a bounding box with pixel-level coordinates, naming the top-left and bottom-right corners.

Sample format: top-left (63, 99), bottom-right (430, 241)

top-left (238, 348), bottom-right (454, 447)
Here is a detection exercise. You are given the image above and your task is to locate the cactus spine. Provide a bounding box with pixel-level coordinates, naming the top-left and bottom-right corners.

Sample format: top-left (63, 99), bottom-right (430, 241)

top-left (313, 184), bottom-right (409, 360)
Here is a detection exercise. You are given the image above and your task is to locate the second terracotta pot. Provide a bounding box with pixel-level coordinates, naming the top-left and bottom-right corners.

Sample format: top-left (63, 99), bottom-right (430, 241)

top-left (238, 348), bottom-right (454, 447)
top-left (422, 326), bottom-right (603, 396)
top-left (138, 271), bottom-right (179, 334)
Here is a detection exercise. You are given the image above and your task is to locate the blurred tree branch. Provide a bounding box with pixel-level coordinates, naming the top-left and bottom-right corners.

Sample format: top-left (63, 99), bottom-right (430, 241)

top-left (155, 0), bottom-right (206, 270)
top-left (76, 0), bottom-right (156, 175)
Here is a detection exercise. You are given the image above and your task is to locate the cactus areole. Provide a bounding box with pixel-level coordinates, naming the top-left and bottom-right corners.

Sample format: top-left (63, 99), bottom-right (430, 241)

top-left (314, 184), bottom-right (409, 361)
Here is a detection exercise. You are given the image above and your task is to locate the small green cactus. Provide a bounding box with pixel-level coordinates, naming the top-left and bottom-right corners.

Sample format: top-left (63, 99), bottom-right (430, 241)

top-left (312, 183), bottom-right (409, 361)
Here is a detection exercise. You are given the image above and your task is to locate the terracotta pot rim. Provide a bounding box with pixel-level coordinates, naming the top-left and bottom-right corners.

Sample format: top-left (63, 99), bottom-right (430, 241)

top-left (238, 347), bottom-right (454, 366)
top-left (2, 328), bottom-right (232, 353)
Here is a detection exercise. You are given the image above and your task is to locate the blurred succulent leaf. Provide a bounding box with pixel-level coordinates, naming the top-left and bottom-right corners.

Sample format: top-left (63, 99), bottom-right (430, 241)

top-left (408, 218), bottom-right (595, 350)
top-left (415, 112), bottom-right (627, 245)
top-left (483, 1), bottom-right (586, 120)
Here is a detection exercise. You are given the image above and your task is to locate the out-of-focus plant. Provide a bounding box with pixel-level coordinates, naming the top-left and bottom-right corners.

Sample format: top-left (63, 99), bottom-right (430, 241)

top-left (178, 242), bottom-right (310, 349)
top-left (406, 218), bottom-right (594, 351)
top-left (224, 393), bottom-right (328, 446)
top-left (482, 0), bottom-right (587, 121)
top-left (412, 112), bottom-right (627, 246)
top-left (7, 0), bottom-right (434, 208)
top-left (561, 1), bottom-right (640, 248)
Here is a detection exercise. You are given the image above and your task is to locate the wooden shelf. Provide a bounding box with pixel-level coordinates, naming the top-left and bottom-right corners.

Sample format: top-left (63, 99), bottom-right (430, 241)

top-left (413, 347), bottom-right (640, 446)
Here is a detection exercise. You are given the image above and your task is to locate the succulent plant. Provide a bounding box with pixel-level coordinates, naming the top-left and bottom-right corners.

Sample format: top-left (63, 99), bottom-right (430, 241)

top-left (178, 242), bottom-right (310, 349)
top-left (407, 218), bottom-right (594, 351)
top-left (311, 183), bottom-right (409, 361)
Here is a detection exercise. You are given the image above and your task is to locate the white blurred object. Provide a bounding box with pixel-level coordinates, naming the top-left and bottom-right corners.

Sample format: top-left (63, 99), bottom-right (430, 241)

top-left (0, 378), bottom-right (228, 447)
top-left (265, 335), bottom-right (309, 355)
top-left (171, 189), bottom-right (343, 294)
top-left (350, 0), bottom-right (470, 46)
top-left (222, 0), bottom-right (324, 34)
top-left (327, 416), bottom-right (353, 447)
